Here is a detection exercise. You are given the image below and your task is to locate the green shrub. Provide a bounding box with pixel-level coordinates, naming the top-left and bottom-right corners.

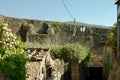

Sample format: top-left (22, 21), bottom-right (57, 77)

top-left (50, 44), bottom-right (90, 62)
top-left (0, 22), bottom-right (27, 80)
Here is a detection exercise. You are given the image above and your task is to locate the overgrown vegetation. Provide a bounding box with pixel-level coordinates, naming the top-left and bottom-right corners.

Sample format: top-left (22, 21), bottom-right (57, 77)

top-left (0, 21), bottom-right (27, 80)
top-left (106, 26), bottom-right (117, 47)
top-left (25, 42), bottom-right (90, 65)
top-left (50, 44), bottom-right (90, 63)
top-left (51, 22), bottom-right (61, 33)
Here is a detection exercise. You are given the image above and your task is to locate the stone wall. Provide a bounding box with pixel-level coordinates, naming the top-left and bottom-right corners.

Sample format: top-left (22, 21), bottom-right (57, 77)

top-left (103, 46), bottom-right (113, 80)
top-left (108, 59), bottom-right (120, 80)
top-left (26, 62), bottom-right (41, 80)
top-left (1, 15), bottom-right (110, 54)
top-left (26, 48), bottom-right (65, 80)
top-left (26, 59), bottom-right (65, 80)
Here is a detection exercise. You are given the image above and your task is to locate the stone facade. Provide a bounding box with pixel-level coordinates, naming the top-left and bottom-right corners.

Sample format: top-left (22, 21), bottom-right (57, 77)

top-left (108, 59), bottom-right (120, 80)
top-left (26, 48), bottom-right (65, 80)
top-left (1, 15), bottom-right (109, 54)
top-left (103, 46), bottom-right (113, 80)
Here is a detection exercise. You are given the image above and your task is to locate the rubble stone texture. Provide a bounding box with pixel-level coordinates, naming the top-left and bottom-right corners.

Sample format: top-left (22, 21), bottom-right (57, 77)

top-left (108, 59), bottom-right (120, 80)
top-left (26, 48), bottom-right (65, 80)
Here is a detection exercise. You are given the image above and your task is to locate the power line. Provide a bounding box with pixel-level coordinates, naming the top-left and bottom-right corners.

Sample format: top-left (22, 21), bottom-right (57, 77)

top-left (61, 0), bottom-right (74, 19)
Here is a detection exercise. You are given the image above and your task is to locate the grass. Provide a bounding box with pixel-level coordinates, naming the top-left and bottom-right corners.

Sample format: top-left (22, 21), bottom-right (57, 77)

top-left (25, 41), bottom-right (52, 48)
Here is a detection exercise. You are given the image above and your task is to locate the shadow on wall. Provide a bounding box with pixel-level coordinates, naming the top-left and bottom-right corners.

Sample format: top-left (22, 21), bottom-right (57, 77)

top-left (17, 22), bottom-right (55, 42)
top-left (37, 22), bottom-right (55, 35)
top-left (17, 23), bottom-right (35, 42)
top-left (38, 23), bottom-right (49, 34)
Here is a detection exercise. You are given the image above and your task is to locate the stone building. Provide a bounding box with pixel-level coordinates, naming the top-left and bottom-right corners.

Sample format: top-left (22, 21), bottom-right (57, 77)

top-left (26, 48), bottom-right (64, 80)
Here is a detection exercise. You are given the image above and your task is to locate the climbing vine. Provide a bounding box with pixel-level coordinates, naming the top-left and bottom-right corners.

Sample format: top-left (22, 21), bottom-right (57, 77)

top-left (0, 21), bottom-right (27, 80)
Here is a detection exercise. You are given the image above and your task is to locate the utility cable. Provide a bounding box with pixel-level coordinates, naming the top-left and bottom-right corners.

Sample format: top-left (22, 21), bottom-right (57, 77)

top-left (61, 0), bottom-right (74, 19)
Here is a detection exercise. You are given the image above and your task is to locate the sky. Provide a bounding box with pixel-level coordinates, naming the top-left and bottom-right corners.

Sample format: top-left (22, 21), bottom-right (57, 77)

top-left (0, 0), bottom-right (117, 26)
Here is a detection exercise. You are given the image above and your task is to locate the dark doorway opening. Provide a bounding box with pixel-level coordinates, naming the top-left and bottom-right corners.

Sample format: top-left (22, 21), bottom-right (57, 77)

top-left (46, 67), bottom-right (52, 79)
top-left (63, 63), bottom-right (71, 80)
top-left (86, 67), bottom-right (103, 80)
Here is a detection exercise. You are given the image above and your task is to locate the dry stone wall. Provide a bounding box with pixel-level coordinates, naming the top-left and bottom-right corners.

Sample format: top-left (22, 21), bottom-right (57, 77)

top-left (26, 48), bottom-right (65, 80)
top-left (1, 15), bottom-right (110, 54)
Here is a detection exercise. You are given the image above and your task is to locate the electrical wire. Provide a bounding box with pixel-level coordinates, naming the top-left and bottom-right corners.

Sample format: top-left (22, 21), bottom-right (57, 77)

top-left (61, 0), bottom-right (74, 19)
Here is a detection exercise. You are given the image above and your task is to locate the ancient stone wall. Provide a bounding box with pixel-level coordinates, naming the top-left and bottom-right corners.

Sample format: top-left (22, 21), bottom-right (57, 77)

top-left (108, 59), bottom-right (120, 80)
top-left (1, 15), bottom-right (110, 54)
top-left (26, 48), bottom-right (65, 80)
top-left (103, 46), bottom-right (113, 80)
